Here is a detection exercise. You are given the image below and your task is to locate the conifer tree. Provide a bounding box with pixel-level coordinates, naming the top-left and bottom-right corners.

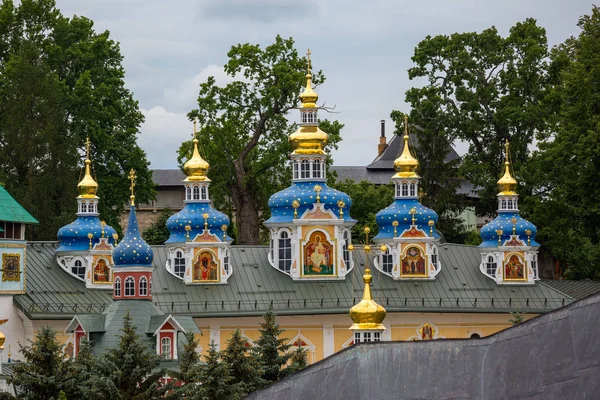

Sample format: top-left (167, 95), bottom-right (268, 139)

top-left (253, 307), bottom-right (292, 385)
top-left (286, 345), bottom-right (308, 375)
top-left (222, 329), bottom-right (265, 395)
top-left (9, 325), bottom-right (68, 400)
top-left (166, 331), bottom-right (201, 399)
top-left (196, 341), bottom-right (242, 400)
top-left (65, 339), bottom-right (117, 400)
top-left (105, 311), bottom-right (165, 399)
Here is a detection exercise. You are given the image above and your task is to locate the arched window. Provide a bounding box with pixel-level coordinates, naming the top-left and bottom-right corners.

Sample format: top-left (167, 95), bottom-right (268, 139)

top-left (161, 337), bottom-right (172, 359)
top-left (193, 186), bottom-right (200, 200)
top-left (139, 276), bottom-right (148, 296)
top-left (124, 276), bottom-right (135, 296)
top-left (382, 248), bottom-right (393, 274)
top-left (149, 277), bottom-right (152, 296)
top-left (486, 255), bottom-right (497, 276)
top-left (114, 277), bottom-right (121, 297)
top-left (174, 251), bottom-right (185, 278)
top-left (409, 183), bottom-right (416, 197)
top-left (301, 160), bottom-right (310, 179)
top-left (186, 186), bottom-right (191, 200)
top-left (395, 184), bottom-right (402, 197)
top-left (72, 259), bottom-right (85, 280)
top-left (278, 231), bottom-right (292, 272)
top-left (293, 162), bottom-right (299, 179)
top-left (531, 254), bottom-right (538, 279)
top-left (224, 250), bottom-right (230, 274)
top-left (81, 202), bottom-right (87, 213)
top-left (501, 199), bottom-right (507, 209)
top-left (313, 160), bottom-right (321, 178)
top-left (201, 186), bottom-right (207, 200)
top-left (401, 182), bottom-right (408, 197)
top-left (431, 246), bottom-right (438, 267)
top-left (302, 112), bottom-right (308, 124)
top-left (342, 231), bottom-right (351, 270)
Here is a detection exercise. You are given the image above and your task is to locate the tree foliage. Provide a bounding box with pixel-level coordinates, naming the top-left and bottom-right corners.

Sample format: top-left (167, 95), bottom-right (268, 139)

top-left (405, 19), bottom-right (550, 216)
top-left (184, 35), bottom-right (341, 244)
top-left (253, 307), bottom-right (293, 384)
top-left (0, 0), bottom-right (153, 239)
top-left (195, 342), bottom-right (243, 400)
top-left (222, 329), bottom-right (265, 395)
top-left (142, 208), bottom-right (174, 245)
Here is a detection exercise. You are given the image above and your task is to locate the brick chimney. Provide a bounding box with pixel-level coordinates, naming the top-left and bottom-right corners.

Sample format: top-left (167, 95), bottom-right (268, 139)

top-left (378, 120), bottom-right (387, 156)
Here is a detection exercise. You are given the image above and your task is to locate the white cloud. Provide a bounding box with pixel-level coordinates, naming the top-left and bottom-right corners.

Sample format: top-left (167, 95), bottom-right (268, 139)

top-left (139, 106), bottom-right (191, 169)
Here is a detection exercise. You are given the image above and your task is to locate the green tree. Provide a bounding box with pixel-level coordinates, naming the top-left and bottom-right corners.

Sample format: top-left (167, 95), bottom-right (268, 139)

top-left (142, 208), bottom-right (174, 245)
top-left (405, 19), bottom-right (550, 217)
top-left (525, 6), bottom-right (600, 280)
top-left (222, 329), bottom-right (264, 396)
top-left (509, 310), bottom-right (525, 326)
top-left (184, 35), bottom-right (341, 244)
top-left (195, 342), bottom-right (242, 400)
top-left (0, 0), bottom-right (154, 239)
top-left (253, 307), bottom-right (292, 385)
top-left (286, 345), bottom-right (308, 376)
top-left (165, 331), bottom-right (201, 399)
top-left (105, 311), bottom-right (165, 399)
top-left (64, 338), bottom-right (117, 400)
top-left (9, 325), bottom-right (68, 400)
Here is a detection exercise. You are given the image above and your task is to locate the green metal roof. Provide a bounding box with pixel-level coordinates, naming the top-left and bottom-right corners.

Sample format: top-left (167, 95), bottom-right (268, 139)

top-left (541, 279), bottom-right (600, 300)
top-left (0, 185), bottom-right (38, 224)
top-left (14, 242), bottom-right (576, 319)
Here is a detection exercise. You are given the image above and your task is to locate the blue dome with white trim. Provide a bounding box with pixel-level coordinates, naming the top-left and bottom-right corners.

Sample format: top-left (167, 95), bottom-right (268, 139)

top-left (479, 211), bottom-right (539, 248)
top-left (113, 205), bottom-right (154, 267)
top-left (374, 199), bottom-right (439, 240)
top-left (265, 181), bottom-right (355, 224)
top-left (166, 203), bottom-right (230, 244)
top-left (57, 216), bottom-right (116, 252)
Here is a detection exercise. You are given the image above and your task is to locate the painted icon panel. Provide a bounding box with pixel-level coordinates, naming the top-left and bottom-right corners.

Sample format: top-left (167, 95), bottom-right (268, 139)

top-left (303, 231), bottom-right (334, 276)
top-left (2, 253), bottom-right (20, 282)
top-left (401, 246), bottom-right (427, 277)
top-left (193, 250), bottom-right (220, 282)
top-left (93, 258), bottom-right (111, 283)
top-left (504, 254), bottom-right (526, 280)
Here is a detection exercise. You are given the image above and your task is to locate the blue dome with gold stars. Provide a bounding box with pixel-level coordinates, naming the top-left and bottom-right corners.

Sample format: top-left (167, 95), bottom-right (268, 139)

top-left (374, 199), bottom-right (439, 240)
top-left (479, 212), bottom-right (539, 248)
top-left (57, 216), bottom-right (116, 252)
top-left (113, 205), bottom-right (154, 267)
top-left (266, 182), bottom-right (355, 224)
top-left (165, 203), bottom-right (230, 244)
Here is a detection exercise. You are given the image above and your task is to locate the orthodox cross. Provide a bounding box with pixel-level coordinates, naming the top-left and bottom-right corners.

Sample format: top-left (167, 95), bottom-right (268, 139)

top-left (404, 114), bottom-right (409, 135)
top-left (306, 48), bottom-right (312, 74)
top-left (85, 137), bottom-right (91, 160)
top-left (128, 168), bottom-right (137, 206)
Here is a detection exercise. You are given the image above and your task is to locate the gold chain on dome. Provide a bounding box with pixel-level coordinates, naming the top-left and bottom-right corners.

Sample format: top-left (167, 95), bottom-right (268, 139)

top-left (497, 139), bottom-right (517, 195)
top-left (183, 121), bottom-right (210, 182)
top-left (393, 115), bottom-right (420, 179)
top-left (77, 137), bottom-right (99, 198)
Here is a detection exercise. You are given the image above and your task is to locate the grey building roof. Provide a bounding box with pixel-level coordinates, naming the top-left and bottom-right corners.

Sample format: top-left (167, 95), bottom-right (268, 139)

top-left (246, 292), bottom-right (600, 400)
top-left (15, 242), bottom-right (574, 320)
top-left (541, 279), bottom-right (600, 300)
top-left (152, 169), bottom-right (186, 187)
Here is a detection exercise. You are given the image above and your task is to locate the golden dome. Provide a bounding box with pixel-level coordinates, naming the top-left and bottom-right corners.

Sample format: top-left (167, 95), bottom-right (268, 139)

top-left (183, 138), bottom-right (210, 182)
top-left (393, 115), bottom-right (419, 179)
top-left (498, 139), bottom-right (517, 195)
top-left (77, 138), bottom-right (99, 198)
top-left (299, 48), bottom-right (318, 108)
top-left (0, 331), bottom-right (5, 348)
top-left (349, 268), bottom-right (387, 331)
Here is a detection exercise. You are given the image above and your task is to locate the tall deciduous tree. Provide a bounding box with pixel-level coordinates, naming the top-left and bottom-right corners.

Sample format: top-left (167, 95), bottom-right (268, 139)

top-left (0, 0), bottom-right (153, 239)
top-left (185, 35), bottom-right (342, 244)
top-left (405, 19), bottom-right (550, 216)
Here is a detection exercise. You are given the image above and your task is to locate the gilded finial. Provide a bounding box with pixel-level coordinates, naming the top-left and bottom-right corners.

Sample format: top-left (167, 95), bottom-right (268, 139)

top-left (306, 48), bottom-right (311, 74)
top-left (101, 221), bottom-right (106, 238)
top-left (292, 200), bottom-right (300, 218)
top-left (128, 169), bottom-right (137, 206)
top-left (88, 233), bottom-right (93, 250)
top-left (203, 213), bottom-right (209, 231)
top-left (419, 188), bottom-right (425, 202)
top-left (221, 224), bottom-right (227, 241)
top-left (314, 185), bottom-right (322, 203)
top-left (511, 217), bottom-right (517, 235)
top-left (392, 220), bottom-right (399, 237)
top-left (299, 48), bottom-right (319, 108)
top-left (183, 121), bottom-right (210, 182)
top-left (409, 207), bottom-right (417, 225)
top-left (337, 200), bottom-right (345, 218)
top-left (349, 267), bottom-right (387, 331)
top-left (393, 114), bottom-right (420, 179)
top-left (112, 233), bottom-right (118, 245)
top-left (185, 225), bottom-right (191, 241)
top-left (428, 219), bottom-right (435, 236)
top-left (498, 139), bottom-right (517, 195)
top-left (525, 229), bottom-right (532, 246)
top-left (496, 229), bottom-right (503, 245)
top-left (77, 137), bottom-right (99, 198)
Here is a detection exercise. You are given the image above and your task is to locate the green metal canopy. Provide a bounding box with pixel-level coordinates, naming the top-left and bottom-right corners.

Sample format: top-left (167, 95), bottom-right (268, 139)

top-left (0, 185), bottom-right (38, 224)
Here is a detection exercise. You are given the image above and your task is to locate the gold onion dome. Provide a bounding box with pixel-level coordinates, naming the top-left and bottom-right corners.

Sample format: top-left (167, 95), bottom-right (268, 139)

top-left (393, 115), bottom-right (419, 178)
top-left (0, 331), bottom-right (5, 348)
top-left (183, 137), bottom-right (210, 182)
top-left (77, 138), bottom-right (99, 198)
top-left (289, 48), bottom-right (328, 155)
top-left (349, 268), bottom-right (387, 330)
top-left (498, 139), bottom-right (517, 195)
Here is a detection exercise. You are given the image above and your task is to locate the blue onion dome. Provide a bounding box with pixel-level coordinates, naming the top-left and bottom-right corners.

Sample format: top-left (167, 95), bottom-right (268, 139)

top-left (480, 213), bottom-right (539, 248)
top-left (374, 199), bottom-right (439, 240)
top-left (266, 182), bottom-right (356, 224)
top-left (113, 205), bottom-right (154, 267)
top-left (57, 217), bottom-right (117, 252)
top-left (166, 203), bottom-right (231, 244)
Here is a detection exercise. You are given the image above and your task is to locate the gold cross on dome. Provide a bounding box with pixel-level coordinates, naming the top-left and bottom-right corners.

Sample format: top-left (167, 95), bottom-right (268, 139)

top-left (128, 168), bottom-right (137, 206)
top-left (404, 114), bottom-right (409, 136)
top-left (504, 139), bottom-right (510, 161)
top-left (85, 137), bottom-right (91, 160)
top-left (306, 48), bottom-right (312, 74)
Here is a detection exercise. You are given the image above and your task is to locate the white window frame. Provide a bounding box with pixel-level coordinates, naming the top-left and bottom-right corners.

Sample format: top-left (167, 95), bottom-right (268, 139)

top-left (201, 186), bottom-right (207, 200)
top-left (381, 248), bottom-right (393, 274)
top-left (401, 182), bottom-right (408, 197)
top-left (193, 186), bottom-right (200, 200)
top-left (114, 277), bottom-right (121, 297)
top-left (409, 182), bottom-right (416, 197)
top-left (124, 276), bottom-right (135, 297)
top-left (278, 231), bottom-right (292, 273)
top-left (431, 246), bottom-right (438, 267)
top-left (342, 231), bottom-right (351, 270)
top-left (174, 250), bottom-right (185, 278)
top-left (486, 255), bottom-right (497, 277)
top-left (161, 337), bottom-right (172, 359)
top-left (72, 258), bottom-right (85, 280)
top-left (139, 276), bottom-right (148, 296)
top-left (300, 160), bottom-right (310, 179)
top-left (293, 162), bottom-right (299, 179)
top-left (313, 160), bottom-right (321, 179)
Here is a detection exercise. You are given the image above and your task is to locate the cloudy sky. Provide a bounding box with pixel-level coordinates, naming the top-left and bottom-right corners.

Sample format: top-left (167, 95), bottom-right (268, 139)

top-left (56, 0), bottom-right (595, 169)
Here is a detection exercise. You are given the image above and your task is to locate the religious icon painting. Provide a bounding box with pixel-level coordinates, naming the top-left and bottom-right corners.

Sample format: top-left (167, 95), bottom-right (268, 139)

top-left (192, 250), bottom-right (220, 282)
top-left (303, 231), bottom-right (334, 276)
top-left (400, 246), bottom-right (427, 277)
top-left (2, 253), bottom-right (20, 282)
top-left (504, 253), bottom-right (526, 280)
top-left (92, 258), bottom-right (111, 284)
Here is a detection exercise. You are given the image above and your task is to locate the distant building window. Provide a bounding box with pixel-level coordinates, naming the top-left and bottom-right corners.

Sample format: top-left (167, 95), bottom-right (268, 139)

top-left (72, 259), bottom-right (85, 280)
top-left (114, 277), bottom-right (121, 297)
top-left (124, 276), bottom-right (135, 296)
top-left (486, 255), bottom-right (497, 276)
top-left (401, 182), bottom-right (408, 197)
top-left (409, 183), bottom-right (416, 197)
top-left (201, 186), bottom-right (207, 200)
top-left (161, 337), bottom-right (172, 359)
top-left (301, 160), bottom-right (310, 179)
top-left (278, 231), bottom-right (292, 273)
top-left (382, 248), bottom-right (393, 274)
top-left (174, 251), bottom-right (185, 278)
top-left (193, 186), bottom-right (200, 200)
top-left (342, 231), bottom-right (351, 270)
top-left (0, 222), bottom-right (23, 240)
top-left (313, 160), bottom-right (321, 178)
top-left (139, 276), bottom-right (148, 296)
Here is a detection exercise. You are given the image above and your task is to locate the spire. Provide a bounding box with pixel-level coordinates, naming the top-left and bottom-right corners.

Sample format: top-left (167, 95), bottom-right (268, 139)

top-left (299, 48), bottom-right (318, 108)
top-left (183, 121), bottom-right (210, 182)
top-left (497, 139), bottom-right (517, 195)
top-left (349, 268), bottom-right (387, 330)
top-left (393, 115), bottom-right (419, 178)
top-left (128, 168), bottom-right (136, 206)
top-left (77, 137), bottom-right (99, 198)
